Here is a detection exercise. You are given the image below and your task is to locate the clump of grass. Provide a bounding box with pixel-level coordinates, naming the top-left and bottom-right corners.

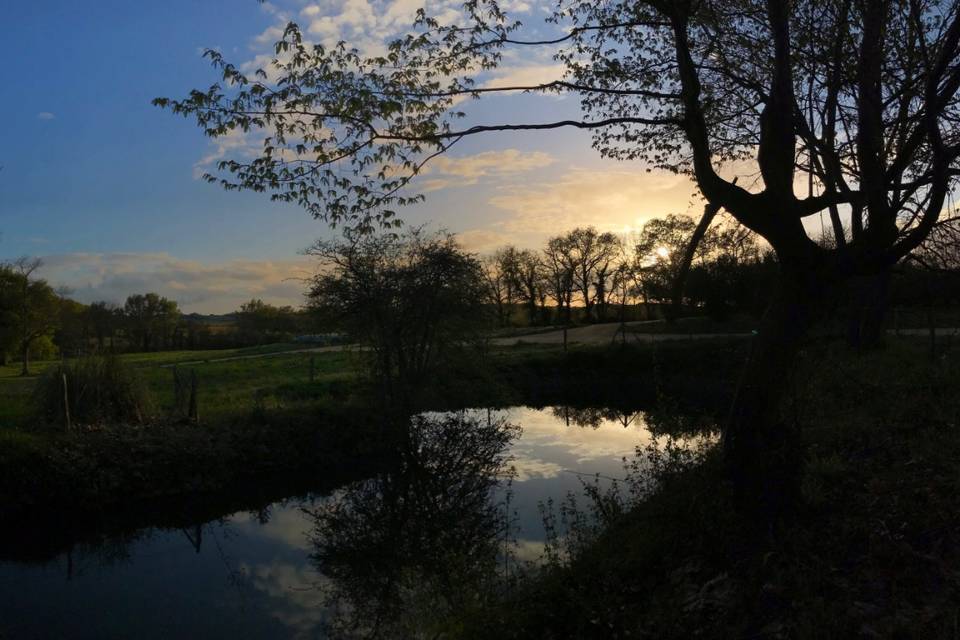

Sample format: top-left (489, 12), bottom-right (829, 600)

top-left (34, 355), bottom-right (153, 427)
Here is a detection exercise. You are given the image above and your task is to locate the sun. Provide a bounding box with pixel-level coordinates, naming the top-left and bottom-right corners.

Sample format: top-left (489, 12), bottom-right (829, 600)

top-left (655, 246), bottom-right (671, 260)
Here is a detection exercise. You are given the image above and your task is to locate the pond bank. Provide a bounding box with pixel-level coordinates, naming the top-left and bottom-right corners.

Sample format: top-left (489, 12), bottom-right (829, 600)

top-left (0, 340), bottom-right (744, 538)
top-left (462, 340), bottom-right (960, 639)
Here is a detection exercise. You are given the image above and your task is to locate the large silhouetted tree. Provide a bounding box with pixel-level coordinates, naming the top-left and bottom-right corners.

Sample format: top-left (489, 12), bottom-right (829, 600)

top-left (158, 0), bottom-right (960, 508)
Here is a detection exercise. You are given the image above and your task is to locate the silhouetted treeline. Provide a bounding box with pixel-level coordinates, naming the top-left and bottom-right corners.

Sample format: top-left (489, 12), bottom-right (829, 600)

top-left (481, 216), bottom-right (778, 326)
top-left (480, 215), bottom-right (960, 329)
top-left (0, 260), bottom-right (317, 366)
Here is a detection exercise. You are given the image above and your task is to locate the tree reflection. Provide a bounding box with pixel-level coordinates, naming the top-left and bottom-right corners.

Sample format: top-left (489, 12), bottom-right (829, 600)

top-left (551, 405), bottom-right (645, 429)
top-left (306, 412), bottom-right (519, 638)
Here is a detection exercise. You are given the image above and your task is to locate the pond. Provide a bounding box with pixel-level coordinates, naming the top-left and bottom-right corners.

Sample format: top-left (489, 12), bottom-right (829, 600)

top-left (0, 406), bottom-right (710, 639)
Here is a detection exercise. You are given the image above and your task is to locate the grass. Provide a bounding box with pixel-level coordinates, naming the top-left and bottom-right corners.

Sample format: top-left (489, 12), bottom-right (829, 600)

top-left (0, 343), bottom-right (357, 429)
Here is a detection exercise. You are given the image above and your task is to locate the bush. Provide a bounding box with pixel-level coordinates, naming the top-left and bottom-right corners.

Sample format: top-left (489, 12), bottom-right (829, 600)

top-left (34, 355), bottom-right (152, 427)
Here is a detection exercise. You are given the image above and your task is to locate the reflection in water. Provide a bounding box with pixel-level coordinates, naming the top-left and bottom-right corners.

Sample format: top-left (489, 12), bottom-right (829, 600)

top-left (551, 405), bottom-right (645, 429)
top-left (307, 412), bottom-right (518, 638)
top-left (0, 406), bottom-right (712, 639)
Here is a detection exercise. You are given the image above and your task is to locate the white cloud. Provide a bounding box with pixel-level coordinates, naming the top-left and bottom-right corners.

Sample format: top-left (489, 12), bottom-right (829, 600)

top-left (36, 112), bottom-right (55, 120)
top-left (193, 127), bottom-right (262, 179)
top-left (36, 253), bottom-right (314, 313)
top-left (483, 64), bottom-right (566, 91)
top-left (420, 149), bottom-right (554, 191)
top-left (456, 228), bottom-right (515, 253)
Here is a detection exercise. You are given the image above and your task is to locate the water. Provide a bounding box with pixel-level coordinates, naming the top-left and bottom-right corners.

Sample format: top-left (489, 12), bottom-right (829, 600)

top-left (0, 406), bottom-right (706, 639)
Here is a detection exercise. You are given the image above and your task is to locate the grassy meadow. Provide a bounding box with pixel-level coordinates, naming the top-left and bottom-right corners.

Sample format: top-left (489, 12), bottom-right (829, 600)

top-left (0, 343), bottom-right (360, 430)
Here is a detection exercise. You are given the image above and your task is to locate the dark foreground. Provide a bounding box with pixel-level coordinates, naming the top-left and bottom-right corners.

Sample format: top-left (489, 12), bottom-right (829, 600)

top-left (1, 338), bottom-right (957, 638)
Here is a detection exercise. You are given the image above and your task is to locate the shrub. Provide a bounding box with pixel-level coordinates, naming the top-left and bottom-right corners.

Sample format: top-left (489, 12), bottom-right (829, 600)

top-left (34, 355), bottom-right (152, 427)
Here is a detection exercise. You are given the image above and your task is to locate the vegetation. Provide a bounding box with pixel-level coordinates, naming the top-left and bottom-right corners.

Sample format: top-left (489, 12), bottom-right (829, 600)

top-left (464, 339), bottom-right (960, 638)
top-left (34, 355), bottom-right (152, 427)
top-left (157, 0), bottom-right (960, 515)
top-left (307, 228), bottom-right (490, 403)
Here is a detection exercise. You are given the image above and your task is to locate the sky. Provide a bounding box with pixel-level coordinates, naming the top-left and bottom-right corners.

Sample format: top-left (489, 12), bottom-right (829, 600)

top-left (0, 1), bottom-right (706, 313)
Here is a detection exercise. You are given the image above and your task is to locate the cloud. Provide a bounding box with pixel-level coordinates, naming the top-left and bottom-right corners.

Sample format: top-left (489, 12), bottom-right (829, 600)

top-left (483, 64), bottom-right (566, 91)
top-left (192, 127), bottom-right (263, 179)
top-left (36, 112), bottom-right (55, 120)
top-left (456, 228), bottom-right (515, 253)
top-left (421, 149), bottom-right (554, 191)
top-left (487, 167), bottom-right (701, 235)
top-left (36, 253), bottom-right (314, 314)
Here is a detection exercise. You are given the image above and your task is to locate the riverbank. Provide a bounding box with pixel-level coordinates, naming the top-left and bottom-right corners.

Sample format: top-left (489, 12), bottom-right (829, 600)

top-left (463, 339), bottom-right (960, 639)
top-left (0, 339), bottom-right (743, 536)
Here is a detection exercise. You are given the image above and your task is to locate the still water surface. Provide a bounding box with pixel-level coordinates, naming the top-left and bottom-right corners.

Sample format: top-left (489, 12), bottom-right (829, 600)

top-left (0, 406), bottom-right (694, 639)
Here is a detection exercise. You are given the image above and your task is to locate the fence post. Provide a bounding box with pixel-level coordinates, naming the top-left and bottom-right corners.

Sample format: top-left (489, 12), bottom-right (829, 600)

top-left (563, 326), bottom-right (568, 352)
top-left (173, 366), bottom-right (183, 418)
top-left (188, 369), bottom-right (199, 424)
top-left (62, 371), bottom-right (71, 432)
top-left (309, 355), bottom-right (316, 383)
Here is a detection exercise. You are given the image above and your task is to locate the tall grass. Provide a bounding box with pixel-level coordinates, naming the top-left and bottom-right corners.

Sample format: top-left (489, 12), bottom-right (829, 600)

top-left (34, 355), bottom-right (152, 427)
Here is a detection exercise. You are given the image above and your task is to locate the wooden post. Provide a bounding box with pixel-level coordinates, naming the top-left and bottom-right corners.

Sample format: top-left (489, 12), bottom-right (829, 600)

top-left (563, 326), bottom-right (568, 352)
top-left (62, 372), bottom-right (72, 432)
top-left (173, 366), bottom-right (183, 418)
top-left (188, 369), bottom-right (199, 424)
top-left (309, 355), bottom-right (316, 383)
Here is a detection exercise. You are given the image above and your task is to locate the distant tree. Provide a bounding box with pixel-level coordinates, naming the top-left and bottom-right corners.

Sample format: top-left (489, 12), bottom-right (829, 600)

top-left (0, 266), bottom-right (16, 367)
top-left (123, 293), bottom-right (180, 352)
top-left (634, 214), bottom-right (701, 306)
top-left (0, 258), bottom-right (60, 375)
top-left (307, 229), bottom-right (489, 402)
top-left (87, 301), bottom-right (120, 351)
top-left (237, 298), bottom-right (301, 344)
top-left (512, 249), bottom-right (546, 325)
top-left (55, 295), bottom-right (91, 358)
top-left (480, 255), bottom-right (510, 327)
top-left (558, 227), bottom-right (621, 322)
top-left (542, 236), bottom-right (576, 324)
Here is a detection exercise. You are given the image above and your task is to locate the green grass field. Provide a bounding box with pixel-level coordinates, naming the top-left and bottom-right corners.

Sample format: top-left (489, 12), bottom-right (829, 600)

top-left (0, 344), bottom-right (364, 430)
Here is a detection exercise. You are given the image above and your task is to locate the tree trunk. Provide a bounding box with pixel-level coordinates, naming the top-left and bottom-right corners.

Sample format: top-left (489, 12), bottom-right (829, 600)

top-left (21, 341), bottom-right (30, 377)
top-left (723, 270), bottom-right (820, 518)
top-left (845, 269), bottom-right (891, 350)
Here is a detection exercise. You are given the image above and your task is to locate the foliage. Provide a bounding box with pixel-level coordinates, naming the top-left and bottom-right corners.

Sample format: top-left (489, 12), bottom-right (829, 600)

top-left (236, 298), bottom-right (303, 344)
top-left (123, 292), bottom-right (180, 352)
top-left (0, 258), bottom-right (61, 374)
top-left (307, 228), bottom-right (490, 398)
top-left (308, 412), bottom-right (519, 637)
top-left (34, 355), bottom-right (153, 427)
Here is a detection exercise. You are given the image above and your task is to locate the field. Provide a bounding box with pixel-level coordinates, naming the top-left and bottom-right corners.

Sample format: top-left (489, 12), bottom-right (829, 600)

top-left (0, 343), bottom-right (362, 430)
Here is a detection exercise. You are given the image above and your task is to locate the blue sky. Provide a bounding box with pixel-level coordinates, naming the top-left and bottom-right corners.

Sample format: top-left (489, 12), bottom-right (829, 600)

top-left (0, 1), bottom-right (700, 312)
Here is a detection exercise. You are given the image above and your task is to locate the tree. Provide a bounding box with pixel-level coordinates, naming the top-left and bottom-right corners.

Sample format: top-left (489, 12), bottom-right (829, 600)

top-left (512, 249), bottom-right (546, 325)
top-left (87, 301), bottom-right (120, 351)
top-left (543, 235), bottom-right (576, 324)
top-left (307, 229), bottom-right (489, 403)
top-left (565, 227), bottom-right (622, 322)
top-left (635, 214), bottom-right (701, 306)
top-left (159, 1), bottom-right (960, 508)
top-left (0, 266), bottom-right (17, 367)
top-left (481, 254), bottom-right (510, 327)
top-left (237, 298), bottom-right (301, 344)
top-left (0, 258), bottom-right (60, 375)
top-left (54, 294), bottom-right (91, 358)
top-left (123, 293), bottom-right (180, 352)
